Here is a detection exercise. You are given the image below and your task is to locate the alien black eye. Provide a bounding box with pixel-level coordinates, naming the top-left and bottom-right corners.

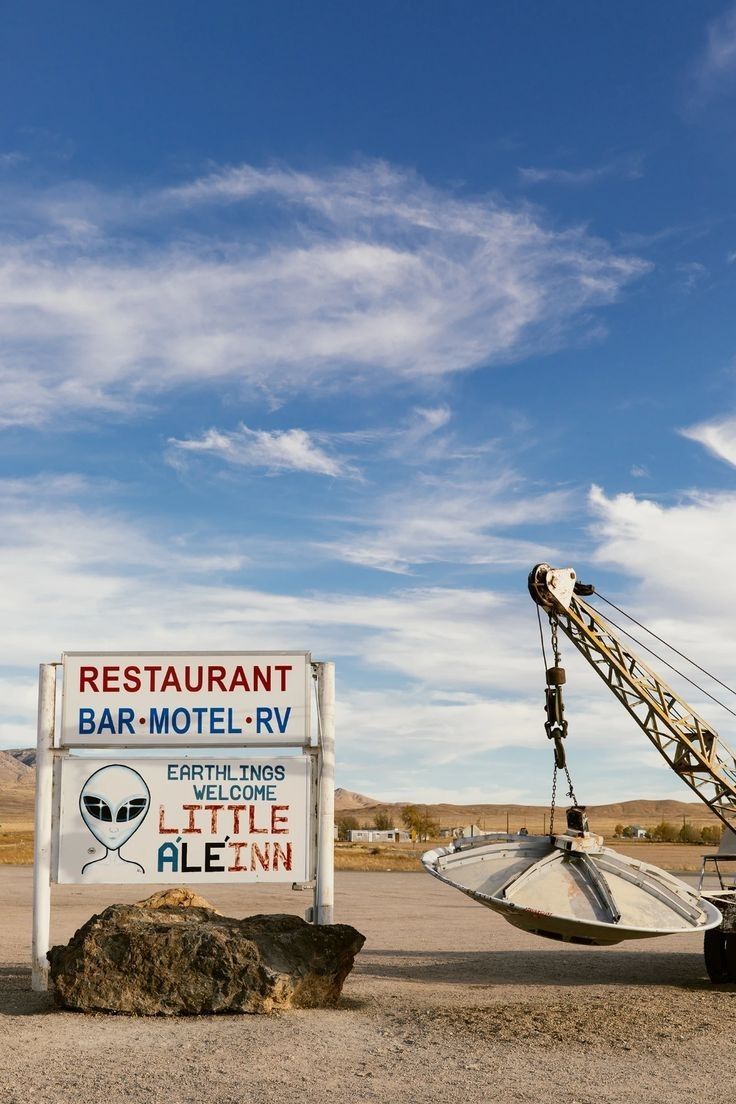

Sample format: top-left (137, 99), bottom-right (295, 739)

top-left (116, 797), bottom-right (148, 822)
top-left (83, 796), bottom-right (112, 822)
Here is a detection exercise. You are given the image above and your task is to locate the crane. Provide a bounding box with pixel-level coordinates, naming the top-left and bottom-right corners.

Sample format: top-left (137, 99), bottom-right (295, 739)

top-left (528, 563), bottom-right (736, 981)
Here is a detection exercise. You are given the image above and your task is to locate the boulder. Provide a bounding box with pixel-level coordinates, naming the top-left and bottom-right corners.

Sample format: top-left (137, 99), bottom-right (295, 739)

top-left (48, 900), bottom-right (365, 1015)
top-left (135, 887), bottom-right (222, 913)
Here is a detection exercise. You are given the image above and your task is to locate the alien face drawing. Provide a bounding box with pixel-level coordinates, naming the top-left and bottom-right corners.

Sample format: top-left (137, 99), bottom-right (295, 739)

top-left (79, 765), bottom-right (150, 874)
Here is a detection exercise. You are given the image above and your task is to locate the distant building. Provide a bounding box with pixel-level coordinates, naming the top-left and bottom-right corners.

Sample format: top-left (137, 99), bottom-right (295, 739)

top-left (626, 825), bottom-right (648, 839)
top-left (440, 824), bottom-right (484, 839)
top-left (346, 829), bottom-right (410, 843)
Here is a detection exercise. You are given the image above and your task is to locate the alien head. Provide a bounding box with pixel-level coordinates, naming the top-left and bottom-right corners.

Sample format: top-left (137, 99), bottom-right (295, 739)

top-left (79, 765), bottom-right (150, 852)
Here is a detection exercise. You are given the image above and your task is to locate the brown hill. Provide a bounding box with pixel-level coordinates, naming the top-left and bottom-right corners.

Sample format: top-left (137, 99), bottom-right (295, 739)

top-left (0, 753), bottom-right (724, 836)
top-left (0, 749), bottom-right (34, 787)
top-left (334, 787), bottom-right (381, 811)
top-left (6, 748), bottom-right (35, 769)
top-left (334, 795), bottom-right (723, 836)
top-left (0, 749), bottom-right (36, 829)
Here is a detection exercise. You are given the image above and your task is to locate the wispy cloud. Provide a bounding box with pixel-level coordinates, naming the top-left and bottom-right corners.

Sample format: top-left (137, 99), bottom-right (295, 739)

top-left (690, 2), bottom-right (736, 104)
top-left (0, 471), bottom-right (717, 800)
top-left (168, 424), bottom-right (354, 478)
top-left (0, 152), bottom-right (25, 168)
top-left (519, 154), bottom-right (643, 187)
top-left (0, 473), bottom-right (557, 782)
top-left (0, 160), bottom-right (647, 427)
top-left (676, 261), bottom-right (708, 292)
top-left (681, 414), bottom-right (736, 467)
top-left (167, 404), bottom-right (456, 480)
top-left (320, 475), bottom-right (573, 573)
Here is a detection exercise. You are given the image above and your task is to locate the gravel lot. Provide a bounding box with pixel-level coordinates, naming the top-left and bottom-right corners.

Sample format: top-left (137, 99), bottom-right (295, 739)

top-left (3, 867), bottom-right (736, 1104)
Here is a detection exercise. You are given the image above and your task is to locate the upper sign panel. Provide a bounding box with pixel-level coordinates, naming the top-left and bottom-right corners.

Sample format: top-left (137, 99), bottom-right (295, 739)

top-left (60, 652), bottom-right (311, 747)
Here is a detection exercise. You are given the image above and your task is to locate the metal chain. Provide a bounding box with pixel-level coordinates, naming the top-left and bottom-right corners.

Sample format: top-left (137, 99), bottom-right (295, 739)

top-left (550, 763), bottom-right (578, 836)
top-left (546, 614), bottom-right (579, 835)
top-left (549, 766), bottom-right (558, 835)
top-left (550, 616), bottom-right (561, 666)
top-left (549, 614), bottom-right (562, 835)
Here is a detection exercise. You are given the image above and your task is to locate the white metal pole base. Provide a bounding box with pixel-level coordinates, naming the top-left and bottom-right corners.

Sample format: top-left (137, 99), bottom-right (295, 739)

top-left (32, 663), bottom-right (57, 992)
top-left (314, 661), bottom-right (335, 925)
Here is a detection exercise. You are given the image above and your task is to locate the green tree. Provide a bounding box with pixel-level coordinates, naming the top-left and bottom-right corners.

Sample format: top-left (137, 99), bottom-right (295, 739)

top-left (336, 815), bottom-right (359, 841)
top-left (678, 821), bottom-right (700, 844)
top-left (651, 820), bottom-right (678, 843)
top-left (401, 804), bottom-right (439, 841)
top-left (701, 825), bottom-right (724, 846)
top-left (401, 804), bottom-right (419, 830)
top-left (415, 812), bottom-right (440, 840)
top-left (373, 810), bottom-right (394, 831)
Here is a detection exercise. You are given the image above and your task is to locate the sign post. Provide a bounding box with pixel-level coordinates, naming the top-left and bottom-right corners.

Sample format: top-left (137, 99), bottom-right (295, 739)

top-left (31, 651), bottom-right (334, 992)
top-left (315, 662), bottom-right (335, 925)
top-left (31, 663), bottom-right (57, 992)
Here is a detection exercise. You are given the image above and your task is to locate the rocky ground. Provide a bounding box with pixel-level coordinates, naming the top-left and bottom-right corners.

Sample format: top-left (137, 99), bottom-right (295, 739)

top-left (2, 868), bottom-right (736, 1104)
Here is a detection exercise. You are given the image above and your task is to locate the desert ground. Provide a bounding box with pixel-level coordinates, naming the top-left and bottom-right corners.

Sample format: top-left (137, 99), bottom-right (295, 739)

top-left (3, 867), bottom-right (736, 1104)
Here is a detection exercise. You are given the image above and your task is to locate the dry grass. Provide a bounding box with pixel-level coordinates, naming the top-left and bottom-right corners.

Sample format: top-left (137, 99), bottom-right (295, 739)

top-left (335, 843), bottom-right (423, 871)
top-left (0, 833), bottom-right (718, 873)
top-left (336, 838), bottom-right (717, 873)
top-left (0, 830), bottom-right (34, 864)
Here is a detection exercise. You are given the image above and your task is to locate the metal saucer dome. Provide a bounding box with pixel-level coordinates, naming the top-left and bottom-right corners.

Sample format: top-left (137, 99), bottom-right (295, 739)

top-left (422, 829), bottom-right (721, 946)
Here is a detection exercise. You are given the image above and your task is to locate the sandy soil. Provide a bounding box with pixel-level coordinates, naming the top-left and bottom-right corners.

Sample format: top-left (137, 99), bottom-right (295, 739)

top-left (3, 867), bottom-right (736, 1104)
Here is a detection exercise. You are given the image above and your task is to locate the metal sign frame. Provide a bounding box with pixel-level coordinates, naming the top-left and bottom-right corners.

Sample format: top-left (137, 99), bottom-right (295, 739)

top-left (31, 656), bottom-right (335, 992)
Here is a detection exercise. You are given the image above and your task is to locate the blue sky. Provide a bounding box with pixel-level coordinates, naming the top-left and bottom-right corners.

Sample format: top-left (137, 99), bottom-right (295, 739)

top-left (2, 2), bottom-right (736, 805)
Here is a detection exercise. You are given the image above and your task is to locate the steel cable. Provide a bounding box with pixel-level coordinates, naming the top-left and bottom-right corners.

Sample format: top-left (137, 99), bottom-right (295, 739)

top-left (596, 591), bottom-right (736, 700)
top-left (589, 596), bottom-right (736, 722)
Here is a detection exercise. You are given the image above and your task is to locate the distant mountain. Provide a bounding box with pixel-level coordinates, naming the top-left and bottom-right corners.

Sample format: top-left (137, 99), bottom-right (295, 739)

top-left (0, 753), bottom-right (723, 835)
top-left (0, 749), bottom-right (35, 786)
top-left (0, 749), bottom-right (36, 829)
top-left (334, 787), bottom-right (381, 811)
top-left (5, 748), bottom-right (35, 769)
top-left (332, 793), bottom-right (723, 833)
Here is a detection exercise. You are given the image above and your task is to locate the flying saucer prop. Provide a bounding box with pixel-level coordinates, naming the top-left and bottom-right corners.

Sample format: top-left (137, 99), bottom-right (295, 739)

top-left (422, 830), bottom-right (721, 945)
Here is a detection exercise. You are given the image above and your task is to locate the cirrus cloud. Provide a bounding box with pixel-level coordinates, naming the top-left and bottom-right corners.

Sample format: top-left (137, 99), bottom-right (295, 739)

top-left (0, 160), bottom-right (648, 427)
top-left (168, 424), bottom-right (354, 478)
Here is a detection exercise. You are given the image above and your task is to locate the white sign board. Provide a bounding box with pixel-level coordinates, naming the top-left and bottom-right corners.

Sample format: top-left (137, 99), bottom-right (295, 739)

top-left (60, 652), bottom-right (310, 747)
top-left (55, 756), bottom-right (312, 884)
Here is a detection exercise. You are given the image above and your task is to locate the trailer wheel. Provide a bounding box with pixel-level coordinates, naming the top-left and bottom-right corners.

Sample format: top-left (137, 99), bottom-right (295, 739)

top-left (704, 928), bottom-right (730, 983)
top-left (723, 933), bottom-right (736, 982)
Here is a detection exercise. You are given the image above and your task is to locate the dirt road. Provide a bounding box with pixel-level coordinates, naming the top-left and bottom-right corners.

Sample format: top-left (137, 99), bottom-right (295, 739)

top-left (2, 867), bottom-right (735, 1104)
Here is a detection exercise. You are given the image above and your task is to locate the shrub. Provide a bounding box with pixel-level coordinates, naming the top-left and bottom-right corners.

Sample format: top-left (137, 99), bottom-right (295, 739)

top-left (651, 820), bottom-right (679, 842)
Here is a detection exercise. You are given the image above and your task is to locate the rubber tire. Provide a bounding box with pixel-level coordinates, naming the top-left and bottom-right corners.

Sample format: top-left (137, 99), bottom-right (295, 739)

top-left (725, 933), bottom-right (736, 982)
top-left (704, 928), bottom-right (730, 983)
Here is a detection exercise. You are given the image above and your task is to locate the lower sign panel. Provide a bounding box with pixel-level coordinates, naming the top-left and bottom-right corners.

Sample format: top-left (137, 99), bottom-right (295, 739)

top-left (55, 756), bottom-right (312, 884)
